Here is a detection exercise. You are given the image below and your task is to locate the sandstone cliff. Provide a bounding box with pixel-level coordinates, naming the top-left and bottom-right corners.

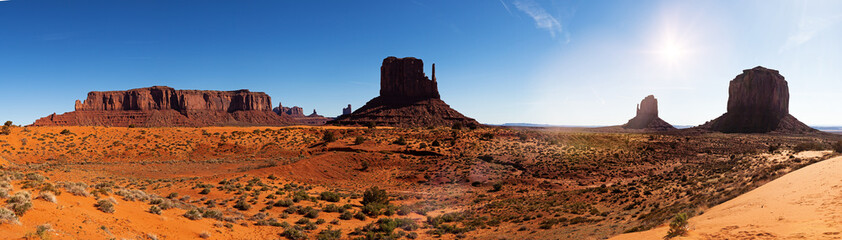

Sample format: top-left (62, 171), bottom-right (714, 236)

top-left (32, 86), bottom-right (293, 127)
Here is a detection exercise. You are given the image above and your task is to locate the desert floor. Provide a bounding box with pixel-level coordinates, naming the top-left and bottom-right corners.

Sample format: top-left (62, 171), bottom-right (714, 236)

top-left (0, 125), bottom-right (839, 239)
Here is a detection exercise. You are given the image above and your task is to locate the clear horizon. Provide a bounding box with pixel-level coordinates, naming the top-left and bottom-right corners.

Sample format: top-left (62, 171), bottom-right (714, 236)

top-left (1, 0), bottom-right (841, 126)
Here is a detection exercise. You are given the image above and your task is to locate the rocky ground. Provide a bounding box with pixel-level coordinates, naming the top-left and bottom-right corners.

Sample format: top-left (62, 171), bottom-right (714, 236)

top-left (0, 125), bottom-right (840, 239)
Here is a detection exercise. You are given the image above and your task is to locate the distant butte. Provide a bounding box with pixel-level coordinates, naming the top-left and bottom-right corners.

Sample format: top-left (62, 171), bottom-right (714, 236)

top-left (622, 95), bottom-right (675, 131)
top-left (31, 86), bottom-right (294, 127)
top-left (698, 66), bottom-right (815, 133)
top-left (331, 56), bottom-right (478, 127)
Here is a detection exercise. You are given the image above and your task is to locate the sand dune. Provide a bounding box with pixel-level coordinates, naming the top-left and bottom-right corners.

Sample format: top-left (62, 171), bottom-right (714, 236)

top-left (612, 154), bottom-right (842, 240)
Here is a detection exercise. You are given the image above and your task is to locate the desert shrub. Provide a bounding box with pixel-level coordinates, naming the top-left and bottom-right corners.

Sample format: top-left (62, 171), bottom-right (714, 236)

top-left (452, 122), bottom-right (463, 130)
top-left (291, 190), bottom-right (310, 202)
top-left (834, 141), bottom-right (842, 153)
top-left (62, 182), bottom-right (90, 197)
top-left (322, 131), bottom-right (337, 143)
top-left (362, 187), bottom-right (389, 206)
top-left (6, 191), bottom-right (32, 216)
top-left (323, 204), bottom-right (341, 213)
top-left (184, 209), bottom-right (203, 220)
top-left (203, 209), bottom-right (223, 219)
top-left (304, 208), bottom-right (320, 219)
top-left (393, 137), bottom-right (407, 145)
top-left (339, 210), bottom-right (353, 220)
top-left (199, 231), bottom-right (211, 239)
top-left (95, 199), bottom-right (115, 213)
top-left (282, 227), bottom-right (308, 240)
top-left (152, 198), bottom-right (176, 210)
top-left (37, 191), bottom-right (57, 203)
top-left (274, 199), bottom-right (293, 207)
top-left (28, 223), bottom-right (51, 239)
top-left (199, 188), bottom-right (211, 195)
top-left (319, 191), bottom-right (341, 202)
top-left (665, 212), bottom-right (689, 239)
top-left (3, 121), bottom-right (10, 127)
top-left (354, 211), bottom-right (367, 220)
top-left (60, 129), bottom-right (71, 135)
top-left (233, 198), bottom-right (251, 211)
top-left (480, 132), bottom-right (495, 140)
top-left (362, 203), bottom-right (385, 217)
top-left (317, 227), bottom-right (342, 240)
top-left (0, 207), bottom-right (17, 224)
top-left (431, 140), bottom-right (441, 147)
top-left (354, 136), bottom-right (366, 145)
top-left (149, 205), bottom-right (162, 215)
top-left (115, 189), bottom-right (149, 202)
top-left (491, 183), bottom-right (503, 192)
top-left (794, 142), bottom-right (828, 152)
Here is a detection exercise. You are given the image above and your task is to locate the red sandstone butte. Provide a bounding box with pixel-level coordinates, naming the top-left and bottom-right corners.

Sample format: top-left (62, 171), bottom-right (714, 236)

top-left (331, 56), bottom-right (478, 127)
top-left (31, 86), bottom-right (294, 127)
top-left (622, 95), bottom-right (675, 131)
top-left (699, 66), bottom-right (815, 133)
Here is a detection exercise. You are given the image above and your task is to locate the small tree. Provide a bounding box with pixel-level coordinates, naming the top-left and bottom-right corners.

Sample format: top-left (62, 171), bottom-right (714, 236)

top-left (664, 212), bottom-right (689, 239)
top-left (3, 121), bottom-right (11, 127)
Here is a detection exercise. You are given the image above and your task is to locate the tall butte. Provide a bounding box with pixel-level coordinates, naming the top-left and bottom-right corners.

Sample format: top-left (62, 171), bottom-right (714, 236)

top-left (622, 95), bottom-right (675, 131)
top-left (31, 86), bottom-right (294, 127)
top-left (699, 66), bottom-right (815, 133)
top-left (331, 56), bottom-right (478, 127)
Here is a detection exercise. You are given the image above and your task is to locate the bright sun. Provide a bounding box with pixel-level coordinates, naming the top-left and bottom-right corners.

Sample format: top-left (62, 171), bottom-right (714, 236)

top-left (658, 40), bottom-right (686, 63)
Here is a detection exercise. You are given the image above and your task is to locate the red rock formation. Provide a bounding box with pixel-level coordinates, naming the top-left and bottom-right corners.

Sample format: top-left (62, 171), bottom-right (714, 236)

top-left (274, 103), bottom-right (305, 117)
top-left (699, 67), bottom-right (814, 133)
top-left (623, 95), bottom-right (675, 130)
top-left (380, 57), bottom-right (440, 100)
top-left (32, 86), bottom-right (294, 127)
top-left (332, 56), bottom-right (478, 127)
top-left (342, 104), bottom-right (352, 116)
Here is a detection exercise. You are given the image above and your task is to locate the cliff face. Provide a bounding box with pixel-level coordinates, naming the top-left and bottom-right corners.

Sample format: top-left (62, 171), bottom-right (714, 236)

top-left (32, 86), bottom-right (292, 127)
top-left (379, 57), bottom-right (440, 100)
top-left (622, 95), bottom-right (674, 131)
top-left (75, 86), bottom-right (272, 112)
top-left (332, 56), bottom-right (478, 127)
top-left (700, 67), bottom-right (814, 133)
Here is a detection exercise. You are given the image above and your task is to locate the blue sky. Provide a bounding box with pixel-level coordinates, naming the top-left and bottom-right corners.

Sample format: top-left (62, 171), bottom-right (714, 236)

top-left (1, 0), bottom-right (841, 126)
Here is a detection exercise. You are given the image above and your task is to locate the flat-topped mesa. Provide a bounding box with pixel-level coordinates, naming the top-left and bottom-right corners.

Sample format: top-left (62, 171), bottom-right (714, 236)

top-left (274, 103), bottom-right (305, 117)
top-left (32, 86), bottom-right (293, 127)
top-left (331, 56), bottom-right (478, 127)
top-left (699, 66), bottom-right (814, 133)
top-left (622, 95), bottom-right (674, 130)
top-left (74, 86), bottom-right (272, 112)
top-left (379, 57), bottom-right (440, 100)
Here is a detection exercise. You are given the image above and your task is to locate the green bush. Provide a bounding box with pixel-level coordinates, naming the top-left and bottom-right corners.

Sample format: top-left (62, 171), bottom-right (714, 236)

top-left (665, 212), bottom-right (689, 239)
top-left (274, 199), bottom-right (294, 207)
top-left (282, 227), bottom-right (308, 240)
top-left (354, 136), bottom-right (366, 145)
top-left (362, 187), bottom-right (389, 206)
